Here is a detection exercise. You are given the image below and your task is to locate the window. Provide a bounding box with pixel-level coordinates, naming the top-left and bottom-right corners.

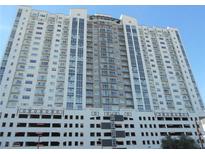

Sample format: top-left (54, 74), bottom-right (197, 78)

top-left (53, 115), bottom-right (62, 119)
top-left (9, 123), bottom-right (13, 127)
top-left (32, 47), bottom-right (38, 50)
top-left (27, 74), bottom-right (34, 77)
top-left (52, 68), bottom-right (56, 71)
top-left (80, 132), bottom-right (83, 137)
top-left (37, 27), bottom-right (43, 30)
top-left (63, 142), bottom-right (66, 146)
top-left (182, 117), bottom-right (188, 121)
top-left (4, 114), bottom-right (8, 118)
top-left (33, 42), bottom-right (40, 45)
top-left (90, 124), bottom-right (94, 128)
top-left (67, 141), bottom-right (72, 146)
top-left (34, 37), bottom-right (41, 40)
top-left (94, 123), bottom-right (100, 128)
top-left (90, 132), bottom-right (95, 137)
top-left (64, 133), bottom-right (67, 137)
top-left (40, 14), bottom-right (46, 17)
top-left (7, 132), bottom-right (11, 137)
top-left (11, 114), bottom-right (15, 118)
top-left (36, 32), bottom-right (42, 35)
top-left (42, 115), bottom-right (51, 119)
top-left (90, 141), bottom-right (95, 146)
top-left (52, 123), bottom-right (61, 128)
top-left (116, 141), bottom-right (124, 145)
top-left (0, 132), bottom-right (3, 136)
top-left (125, 124), bottom-right (129, 128)
top-left (160, 132), bottom-right (167, 136)
top-left (5, 142), bottom-right (9, 147)
top-left (130, 124), bottom-right (134, 128)
top-left (157, 117), bottom-right (164, 121)
top-left (96, 132), bottom-right (101, 137)
top-left (38, 22), bottom-right (44, 25)
top-left (22, 95), bottom-right (30, 99)
top-left (126, 132), bottom-right (130, 136)
top-left (2, 122), bottom-right (6, 127)
top-left (51, 141), bottom-right (60, 146)
top-left (143, 117), bottom-right (146, 120)
top-left (159, 124), bottom-right (166, 128)
top-left (126, 141), bottom-right (131, 145)
top-left (132, 141), bottom-right (137, 145)
top-left (25, 81), bottom-right (32, 84)
top-left (131, 132), bottom-right (135, 136)
top-left (80, 123), bottom-right (83, 128)
top-left (104, 132), bottom-right (111, 136)
top-left (19, 114), bottom-right (28, 118)
top-left (103, 116), bottom-right (110, 120)
top-left (75, 142), bottom-right (78, 146)
top-left (25, 88), bottom-right (31, 92)
top-left (165, 117), bottom-right (172, 121)
top-left (80, 142), bottom-right (83, 146)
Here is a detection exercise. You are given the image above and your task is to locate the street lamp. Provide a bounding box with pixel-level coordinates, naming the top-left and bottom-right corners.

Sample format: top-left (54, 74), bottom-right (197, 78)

top-left (36, 132), bottom-right (42, 149)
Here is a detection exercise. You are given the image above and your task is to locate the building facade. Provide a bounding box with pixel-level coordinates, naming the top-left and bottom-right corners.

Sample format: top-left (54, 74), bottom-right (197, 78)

top-left (0, 6), bottom-right (204, 148)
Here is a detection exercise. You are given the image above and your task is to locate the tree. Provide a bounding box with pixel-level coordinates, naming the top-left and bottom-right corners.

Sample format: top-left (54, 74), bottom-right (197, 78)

top-left (161, 135), bottom-right (200, 149)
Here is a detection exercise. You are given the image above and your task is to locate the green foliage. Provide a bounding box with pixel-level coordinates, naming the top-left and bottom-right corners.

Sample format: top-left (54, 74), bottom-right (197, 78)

top-left (161, 135), bottom-right (200, 149)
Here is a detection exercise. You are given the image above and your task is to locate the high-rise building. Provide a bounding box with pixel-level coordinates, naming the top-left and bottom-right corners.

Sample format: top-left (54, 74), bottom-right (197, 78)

top-left (0, 6), bottom-right (204, 149)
